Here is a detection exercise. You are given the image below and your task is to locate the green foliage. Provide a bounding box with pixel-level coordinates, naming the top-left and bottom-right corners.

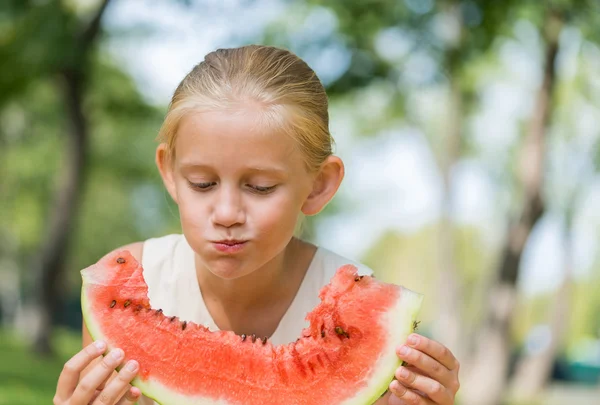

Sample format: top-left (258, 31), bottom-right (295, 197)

top-left (0, 328), bottom-right (80, 405)
top-left (0, 1), bottom-right (79, 106)
top-left (361, 224), bottom-right (492, 328)
top-left (0, 81), bottom-right (65, 255)
top-left (0, 53), bottom-right (179, 298)
top-left (569, 271), bottom-right (600, 344)
top-left (510, 264), bottom-right (600, 350)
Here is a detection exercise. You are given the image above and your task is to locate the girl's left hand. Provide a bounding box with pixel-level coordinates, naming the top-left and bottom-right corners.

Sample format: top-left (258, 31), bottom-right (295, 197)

top-left (388, 334), bottom-right (460, 405)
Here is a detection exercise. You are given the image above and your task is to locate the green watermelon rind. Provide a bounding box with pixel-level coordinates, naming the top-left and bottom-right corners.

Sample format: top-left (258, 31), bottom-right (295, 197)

top-left (346, 286), bottom-right (423, 405)
top-left (82, 284), bottom-right (423, 405)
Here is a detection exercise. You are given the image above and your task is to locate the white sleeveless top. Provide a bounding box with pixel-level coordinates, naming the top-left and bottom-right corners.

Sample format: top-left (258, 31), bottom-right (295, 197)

top-left (137, 234), bottom-right (373, 405)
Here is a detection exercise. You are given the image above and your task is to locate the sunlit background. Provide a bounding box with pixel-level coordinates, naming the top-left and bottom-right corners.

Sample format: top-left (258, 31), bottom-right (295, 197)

top-left (1, 0), bottom-right (599, 404)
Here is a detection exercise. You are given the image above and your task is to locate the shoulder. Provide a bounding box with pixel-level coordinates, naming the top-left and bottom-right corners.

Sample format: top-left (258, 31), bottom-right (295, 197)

top-left (96, 241), bottom-right (144, 264)
top-left (314, 246), bottom-right (374, 278)
top-left (140, 234), bottom-right (189, 268)
top-left (117, 241), bottom-right (144, 263)
top-left (96, 234), bottom-right (185, 267)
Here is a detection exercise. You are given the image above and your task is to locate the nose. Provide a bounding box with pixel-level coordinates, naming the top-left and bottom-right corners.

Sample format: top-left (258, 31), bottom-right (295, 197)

top-left (211, 185), bottom-right (246, 228)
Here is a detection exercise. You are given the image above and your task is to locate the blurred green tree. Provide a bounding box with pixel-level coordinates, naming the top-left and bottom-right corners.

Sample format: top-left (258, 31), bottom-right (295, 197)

top-left (0, 0), bottom-right (182, 355)
top-left (1, 0), bottom-right (115, 354)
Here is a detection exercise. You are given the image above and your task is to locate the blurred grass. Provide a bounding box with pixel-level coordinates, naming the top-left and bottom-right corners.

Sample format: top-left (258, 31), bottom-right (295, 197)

top-left (0, 328), bottom-right (80, 405)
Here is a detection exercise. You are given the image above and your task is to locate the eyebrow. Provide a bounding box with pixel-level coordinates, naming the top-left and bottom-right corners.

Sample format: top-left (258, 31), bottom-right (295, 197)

top-left (179, 162), bottom-right (288, 175)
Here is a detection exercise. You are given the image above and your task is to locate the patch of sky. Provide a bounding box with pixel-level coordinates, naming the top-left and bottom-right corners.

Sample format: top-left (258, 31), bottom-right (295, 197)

top-left (374, 27), bottom-right (414, 64)
top-left (404, 0), bottom-right (434, 15)
top-left (104, 0), bottom-right (285, 104)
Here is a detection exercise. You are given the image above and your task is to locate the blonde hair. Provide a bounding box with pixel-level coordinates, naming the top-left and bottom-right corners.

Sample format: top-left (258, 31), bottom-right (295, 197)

top-left (157, 45), bottom-right (333, 172)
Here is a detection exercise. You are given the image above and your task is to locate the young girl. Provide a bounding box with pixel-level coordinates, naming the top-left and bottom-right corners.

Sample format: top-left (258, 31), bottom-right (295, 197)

top-left (53, 45), bottom-right (460, 405)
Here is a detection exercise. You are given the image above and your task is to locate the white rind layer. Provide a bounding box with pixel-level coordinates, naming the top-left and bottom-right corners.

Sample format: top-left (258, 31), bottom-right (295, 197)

top-left (345, 286), bottom-right (424, 405)
top-left (82, 286), bottom-right (423, 405)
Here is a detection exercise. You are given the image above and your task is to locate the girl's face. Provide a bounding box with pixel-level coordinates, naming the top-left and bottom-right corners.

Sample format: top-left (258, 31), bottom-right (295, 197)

top-left (157, 108), bottom-right (332, 280)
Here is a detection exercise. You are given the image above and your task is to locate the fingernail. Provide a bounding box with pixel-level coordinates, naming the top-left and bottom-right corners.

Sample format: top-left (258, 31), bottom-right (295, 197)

top-left (398, 367), bottom-right (409, 379)
top-left (94, 340), bottom-right (106, 351)
top-left (126, 360), bottom-right (138, 372)
top-left (111, 349), bottom-right (124, 360)
top-left (389, 380), bottom-right (401, 394)
top-left (398, 345), bottom-right (409, 356)
top-left (408, 334), bottom-right (419, 346)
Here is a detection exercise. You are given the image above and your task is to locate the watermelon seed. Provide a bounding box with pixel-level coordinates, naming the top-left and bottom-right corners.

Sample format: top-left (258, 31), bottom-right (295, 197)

top-left (251, 334), bottom-right (257, 343)
top-left (181, 321), bottom-right (187, 330)
top-left (241, 334), bottom-right (247, 342)
top-left (354, 276), bottom-right (360, 281)
top-left (156, 309), bottom-right (163, 315)
top-left (170, 316), bottom-right (176, 322)
top-left (321, 330), bottom-right (325, 338)
top-left (335, 326), bottom-right (349, 338)
top-left (124, 300), bottom-right (131, 308)
top-left (262, 336), bottom-right (267, 345)
top-left (110, 300), bottom-right (116, 308)
top-left (116, 257), bottom-right (125, 264)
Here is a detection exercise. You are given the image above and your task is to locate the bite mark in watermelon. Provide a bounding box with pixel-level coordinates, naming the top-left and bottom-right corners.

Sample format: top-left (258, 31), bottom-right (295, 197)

top-left (81, 250), bottom-right (423, 405)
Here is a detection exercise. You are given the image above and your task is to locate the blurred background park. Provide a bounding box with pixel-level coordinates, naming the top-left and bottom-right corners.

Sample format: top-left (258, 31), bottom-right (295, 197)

top-left (1, 0), bottom-right (600, 404)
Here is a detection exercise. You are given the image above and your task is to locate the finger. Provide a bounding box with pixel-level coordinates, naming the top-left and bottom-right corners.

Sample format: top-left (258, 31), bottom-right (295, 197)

top-left (406, 334), bottom-right (459, 370)
top-left (97, 370), bottom-right (113, 390)
top-left (396, 345), bottom-right (454, 388)
top-left (403, 364), bottom-right (433, 380)
top-left (70, 348), bottom-right (125, 404)
top-left (92, 360), bottom-right (139, 405)
top-left (389, 380), bottom-right (434, 405)
top-left (55, 340), bottom-right (106, 400)
top-left (88, 390), bottom-right (101, 403)
top-left (395, 366), bottom-right (453, 404)
top-left (116, 386), bottom-right (142, 405)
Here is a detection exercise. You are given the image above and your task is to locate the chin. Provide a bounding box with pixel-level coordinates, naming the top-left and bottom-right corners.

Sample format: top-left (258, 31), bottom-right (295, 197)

top-left (207, 262), bottom-right (254, 280)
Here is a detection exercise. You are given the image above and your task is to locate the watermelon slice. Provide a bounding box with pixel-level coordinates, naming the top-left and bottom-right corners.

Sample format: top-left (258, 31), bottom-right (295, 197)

top-left (81, 250), bottom-right (423, 405)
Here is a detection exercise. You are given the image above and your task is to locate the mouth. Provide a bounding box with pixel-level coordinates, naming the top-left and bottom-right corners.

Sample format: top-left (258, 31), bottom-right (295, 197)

top-left (213, 239), bottom-right (247, 245)
top-left (211, 240), bottom-right (248, 253)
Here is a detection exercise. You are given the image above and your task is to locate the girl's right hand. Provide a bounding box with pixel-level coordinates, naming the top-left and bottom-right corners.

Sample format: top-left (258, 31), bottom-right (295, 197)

top-left (54, 340), bottom-right (141, 405)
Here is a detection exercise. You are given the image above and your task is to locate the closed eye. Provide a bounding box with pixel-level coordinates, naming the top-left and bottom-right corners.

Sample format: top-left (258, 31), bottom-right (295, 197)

top-left (188, 181), bottom-right (216, 190)
top-left (248, 184), bottom-right (277, 194)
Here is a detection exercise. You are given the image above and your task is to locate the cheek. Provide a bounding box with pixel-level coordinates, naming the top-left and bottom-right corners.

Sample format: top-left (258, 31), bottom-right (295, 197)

top-left (175, 183), bottom-right (207, 227)
top-left (251, 193), bottom-right (302, 235)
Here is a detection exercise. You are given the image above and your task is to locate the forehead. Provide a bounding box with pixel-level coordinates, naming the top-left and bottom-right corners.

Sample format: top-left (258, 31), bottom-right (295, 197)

top-left (174, 109), bottom-right (304, 172)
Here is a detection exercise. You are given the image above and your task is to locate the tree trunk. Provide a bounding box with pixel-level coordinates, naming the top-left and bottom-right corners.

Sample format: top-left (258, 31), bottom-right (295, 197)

top-left (434, 73), bottom-right (464, 359)
top-left (461, 12), bottom-right (562, 405)
top-left (432, 1), bottom-right (465, 361)
top-left (29, 0), bottom-right (111, 355)
top-left (509, 139), bottom-right (589, 398)
top-left (32, 70), bottom-right (88, 354)
top-left (509, 215), bottom-right (573, 400)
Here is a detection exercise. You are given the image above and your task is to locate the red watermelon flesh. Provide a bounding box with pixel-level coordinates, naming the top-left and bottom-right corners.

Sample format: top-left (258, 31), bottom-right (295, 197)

top-left (81, 250), bottom-right (423, 405)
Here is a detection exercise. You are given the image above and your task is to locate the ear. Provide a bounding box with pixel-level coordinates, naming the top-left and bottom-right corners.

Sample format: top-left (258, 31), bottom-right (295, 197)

top-left (156, 143), bottom-right (179, 204)
top-left (301, 155), bottom-right (345, 216)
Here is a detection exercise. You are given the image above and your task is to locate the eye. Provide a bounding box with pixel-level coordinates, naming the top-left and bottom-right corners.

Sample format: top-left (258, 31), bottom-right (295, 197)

top-left (188, 181), bottom-right (216, 191)
top-left (247, 184), bottom-right (277, 194)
